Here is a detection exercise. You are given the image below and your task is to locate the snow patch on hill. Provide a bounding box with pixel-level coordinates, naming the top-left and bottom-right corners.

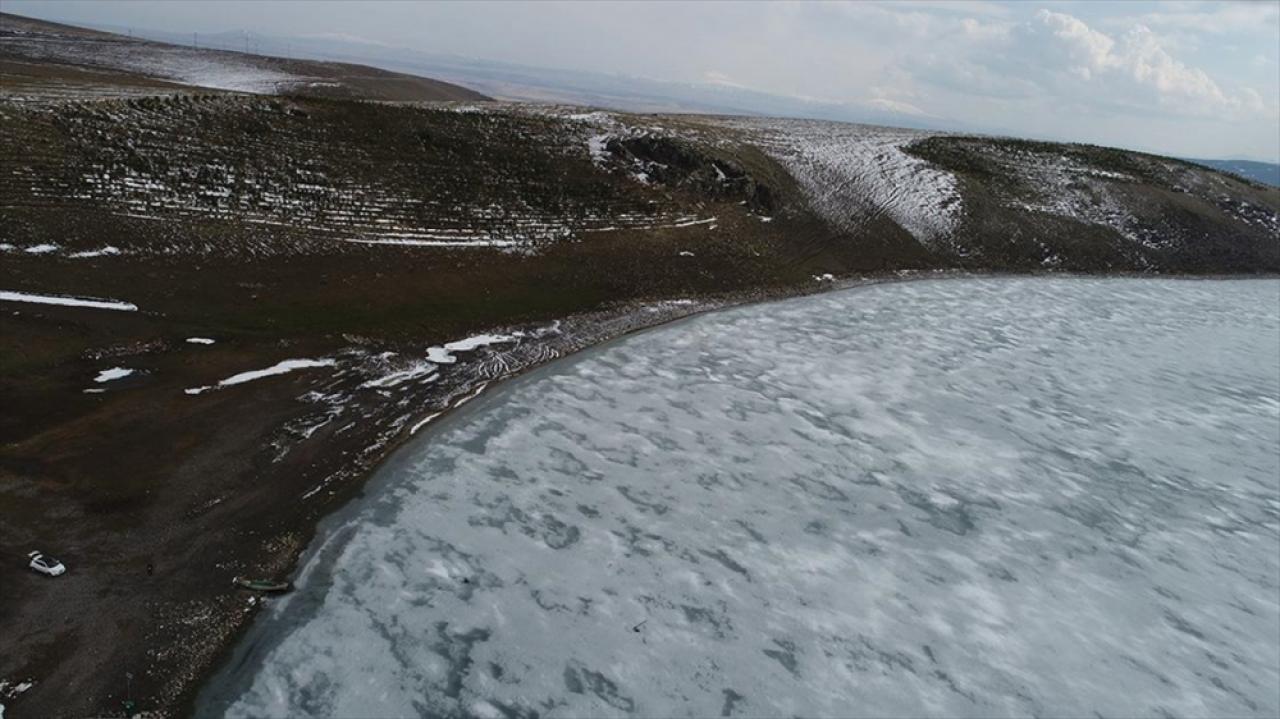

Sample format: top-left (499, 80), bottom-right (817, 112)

top-left (1, 31), bottom-right (301, 95)
top-left (722, 118), bottom-right (962, 248)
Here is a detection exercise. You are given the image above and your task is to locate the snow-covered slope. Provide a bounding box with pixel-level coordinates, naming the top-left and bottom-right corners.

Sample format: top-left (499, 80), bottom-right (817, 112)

top-left (721, 117), bottom-right (962, 248)
top-left (552, 107), bottom-right (1276, 272)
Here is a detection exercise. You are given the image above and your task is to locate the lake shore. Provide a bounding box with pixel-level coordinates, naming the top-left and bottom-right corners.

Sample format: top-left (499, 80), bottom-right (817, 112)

top-left (196, 275), bottom-right (1280, 718)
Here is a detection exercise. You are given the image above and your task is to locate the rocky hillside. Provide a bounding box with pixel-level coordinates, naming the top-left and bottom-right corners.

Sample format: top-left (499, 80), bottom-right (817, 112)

top-left (0, 26), bottom-right (1277, 719)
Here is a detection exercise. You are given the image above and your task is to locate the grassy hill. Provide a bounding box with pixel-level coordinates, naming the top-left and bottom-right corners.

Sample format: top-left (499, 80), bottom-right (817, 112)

top-left (0, 12), bottom-right (488, 102)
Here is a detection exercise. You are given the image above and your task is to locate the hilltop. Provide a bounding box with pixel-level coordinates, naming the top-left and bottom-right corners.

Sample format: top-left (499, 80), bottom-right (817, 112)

top-left (0, 12), bottom-right (488, 102)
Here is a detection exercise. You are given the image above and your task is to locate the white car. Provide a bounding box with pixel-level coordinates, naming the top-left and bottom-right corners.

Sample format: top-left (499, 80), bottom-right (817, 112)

top-left (28, 551), bottom-right (66, 577)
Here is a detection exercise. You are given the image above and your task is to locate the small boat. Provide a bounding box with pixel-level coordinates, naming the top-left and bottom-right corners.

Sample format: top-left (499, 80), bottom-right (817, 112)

top-left (233, 576), bottom-right (292, 593)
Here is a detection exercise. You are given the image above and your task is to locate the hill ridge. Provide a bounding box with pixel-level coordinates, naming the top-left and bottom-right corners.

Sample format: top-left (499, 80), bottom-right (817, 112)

top-left (0, 11), bottom-right (489, 102)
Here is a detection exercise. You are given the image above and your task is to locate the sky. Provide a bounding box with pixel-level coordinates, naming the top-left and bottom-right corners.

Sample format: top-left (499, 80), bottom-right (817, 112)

top-left (8, 0), bottom-right (1280, 160)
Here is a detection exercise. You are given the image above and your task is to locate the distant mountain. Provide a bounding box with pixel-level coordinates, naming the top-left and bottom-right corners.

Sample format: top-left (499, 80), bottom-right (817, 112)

top-left (1186, 159), bottom-right (1280, 188)
top-left (53, 17), bottom-right (983, 133)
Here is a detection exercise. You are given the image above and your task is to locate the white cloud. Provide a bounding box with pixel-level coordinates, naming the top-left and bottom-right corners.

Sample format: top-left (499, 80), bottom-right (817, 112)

top-left (1127, 1), bottom-right (1280, 36)
top-left (1113, 24), bottom-right (1239, 111)
top-left (1024, 9), bottom-right (1115, 81)
top-left (931, 9), bottom-right (1269, 119)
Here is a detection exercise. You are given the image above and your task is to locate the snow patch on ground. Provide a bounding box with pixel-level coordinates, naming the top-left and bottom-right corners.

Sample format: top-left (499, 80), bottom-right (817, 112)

top-left (445, 333), bottom-right (518, 353)
top-left (0, 290), bottom-right (138, 312)
top-left (0, 681), bottom-right (32, 696)
top-left (644, 298), bottom-right (698, 313)
top-left (669, 216), bottom-right (717, 228)
top-left (69, 246), bottom-right (122, 258)
top-left (360, 361), bottom-right (438, 390)
top-left (342, 237), bottom-right (525, 249)
top-left (0, 680), bottom-right (35, 719)
top-left (186, 337), bottom-right (216, 345)
top-left (587, 134), bottom-right (612, 166)
top-left (424, 347), bottom-right (456, 364)
top-left (408, 411), bottom-right (444, 436)
top-left (579, 215), bottom-right (718, 233)
top-left (185, 358), bottom-right (336, 395)
top-left (425, 333), bottom-right (519, 365)
top-left (94, 367), bottom-right (135, 383)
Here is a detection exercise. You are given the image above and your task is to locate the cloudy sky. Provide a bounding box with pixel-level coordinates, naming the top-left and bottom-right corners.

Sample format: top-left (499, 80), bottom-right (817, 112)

top-left (9, 0), bottom-right (1279, 160)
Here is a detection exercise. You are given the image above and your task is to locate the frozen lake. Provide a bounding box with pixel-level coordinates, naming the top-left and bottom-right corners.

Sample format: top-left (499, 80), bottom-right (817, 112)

top-left (200, 278), bottom-right (1280, 718)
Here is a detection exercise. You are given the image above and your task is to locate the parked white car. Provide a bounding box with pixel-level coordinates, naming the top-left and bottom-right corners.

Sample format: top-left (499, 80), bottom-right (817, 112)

top-left (27, 551), bottom-right (66, 577)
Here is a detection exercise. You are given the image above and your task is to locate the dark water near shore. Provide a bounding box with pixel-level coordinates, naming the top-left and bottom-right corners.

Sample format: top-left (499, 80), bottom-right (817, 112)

top-left (200, 278), bottom-right (1280, 718)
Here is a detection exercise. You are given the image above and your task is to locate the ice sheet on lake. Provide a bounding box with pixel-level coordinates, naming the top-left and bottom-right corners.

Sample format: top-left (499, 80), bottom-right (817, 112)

top-left (202, 278), bottom-right (1280, 719)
